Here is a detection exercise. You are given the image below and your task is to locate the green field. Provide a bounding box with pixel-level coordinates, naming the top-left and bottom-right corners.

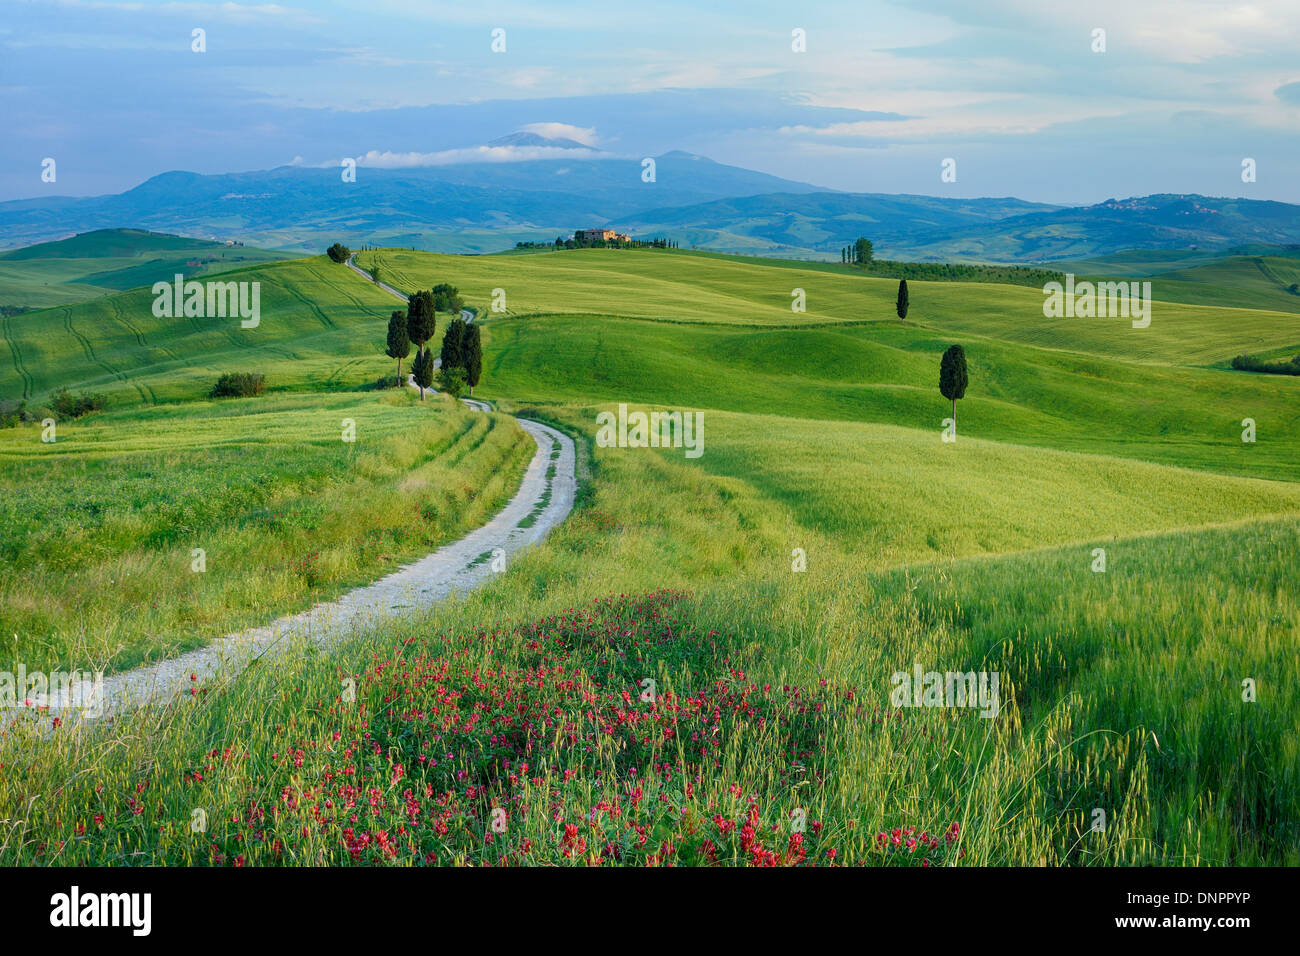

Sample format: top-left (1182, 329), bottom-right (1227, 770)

top-left (0, 390), bottom-right (532, 671)
top-left (0, 229), bottom-right (288, 310)
top-left (360, 247), bottom-right (1300, 365)
top-left (1, 255), bottom-right (401, 405)
top-left (1056, 248), bottom-right (1300, 316)
top-left (1, 242), bottom-right (1297, 866)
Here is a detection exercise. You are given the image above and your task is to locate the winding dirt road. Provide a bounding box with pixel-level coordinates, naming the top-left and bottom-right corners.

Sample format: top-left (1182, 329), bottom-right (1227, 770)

top-left (35, 259), bottom-right (576, 720)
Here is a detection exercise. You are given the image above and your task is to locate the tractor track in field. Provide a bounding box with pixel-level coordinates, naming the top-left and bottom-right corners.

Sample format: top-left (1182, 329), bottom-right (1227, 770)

top-left (1, 313), bottom-right (34, 398)
top-left (285, 283), bottom-right (336, 329)
top-left (29, 258), bottom-right (577, 722)
top-left (108, 296), bottom-right (150, 349)
top-left (57, 305), bottom-right (149, 403)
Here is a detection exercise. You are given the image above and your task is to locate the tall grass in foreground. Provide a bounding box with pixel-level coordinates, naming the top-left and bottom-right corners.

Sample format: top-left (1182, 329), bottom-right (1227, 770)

top-left (0, 390), bottom-right (533, 671)
top-left (3, 406), bottom-right (1295, 865)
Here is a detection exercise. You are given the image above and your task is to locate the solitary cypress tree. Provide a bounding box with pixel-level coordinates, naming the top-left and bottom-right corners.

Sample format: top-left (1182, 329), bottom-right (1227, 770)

top-left (406, 290), bottom-right (436, 356)
top-left (411, 348), bottom-right (435, 401)
top-left (463, 324), bottom-right (482, 395)
top-left (939, 344), bottom-right (969, 427)
top-left (385, 309), bottom-right (410, 379)
top-left (896, 279), bottom-right (909, 323)
top-left (440, 318), bottom-right (466, 374)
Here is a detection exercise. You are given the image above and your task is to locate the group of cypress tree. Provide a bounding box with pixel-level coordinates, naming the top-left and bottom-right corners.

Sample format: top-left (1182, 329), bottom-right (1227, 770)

top-left (437, 317), bottom-right (482, 399)
top-left (383, 286), bottom-right (481, 401)
top-left (841, 237), bottom-right (874, 265)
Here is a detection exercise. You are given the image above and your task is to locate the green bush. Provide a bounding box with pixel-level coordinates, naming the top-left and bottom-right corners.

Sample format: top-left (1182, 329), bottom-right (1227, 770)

top-left (210, 372), bottom-right (267, 398)
top-left (436, 365), bottom-right (468, 398)
top-left (49, 388), bottom-right (107, 419)
top-left (1232, 353), bottom-right (1300, 376)
top-left (857, 259), bottom-right (1066, 289)
top-left (0, 399), bottom-right (24, 428)
top-left (326, 243), bottom-right (352, 264)
top-left (372, 374), bottom-right (403, 390)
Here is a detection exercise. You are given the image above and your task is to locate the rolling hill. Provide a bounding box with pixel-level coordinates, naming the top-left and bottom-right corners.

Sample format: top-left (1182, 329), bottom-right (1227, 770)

top-left (360, 247), bottom-right (1300, 363)
top-left (5, 242), bottom-right (1299, 867)
top-left (0, 255), bottom-right (401, 405)
top-left (1056, 248), bottom-right (1300, 315)
top-left (6, 245), bottom-right (1298, 481)
top-left (617, 193), bottom-right (1300, 262)
top-left (0, 229), bottom-right (287, 309)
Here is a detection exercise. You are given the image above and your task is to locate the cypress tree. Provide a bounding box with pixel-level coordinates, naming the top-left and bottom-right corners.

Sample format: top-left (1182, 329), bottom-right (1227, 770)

top-left (463, 324), bottom-right (482, 395)
top-left (385, 309), bottom-right (410, 379)
top-left (406, 290), bottom-right (436, 356)
top-left (412, 348), bottom-right (435, 401)
top-left (440, 318), bottom-right (466, 374)
top-left (939, 345), bottom-right (969, 426)
top-left (896, 279), bottom-right (909, 323)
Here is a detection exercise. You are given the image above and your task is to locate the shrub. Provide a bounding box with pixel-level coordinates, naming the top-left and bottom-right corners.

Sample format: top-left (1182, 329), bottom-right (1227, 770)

top-left (431, 282), bottom-right (464, 315)
top-left (372, 375), bottom-right (403, 390)
top-left (49, 388), bottom-right (107, 419)
top-left (0, 399), bottom-right (24, 428)
top-left (210, 372), bottom-right (266, 398)
top-left (436, 365), bottom-right (468, 399)
top-left (1232, 353), bottom-right (1300, 376)
top-left (326, 243), bottom-right (352, 264)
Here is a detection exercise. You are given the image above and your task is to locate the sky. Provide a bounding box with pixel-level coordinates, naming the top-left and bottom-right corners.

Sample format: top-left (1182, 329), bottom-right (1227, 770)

top-left (3, 0), bottom-right (1299, 204)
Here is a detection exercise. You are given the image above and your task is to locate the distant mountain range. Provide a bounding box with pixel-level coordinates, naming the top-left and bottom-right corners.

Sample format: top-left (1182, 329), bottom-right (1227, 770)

top-left (4, 130), bottom-right (1300, 262)
top-left (0, 148), bottom-right (826, 255)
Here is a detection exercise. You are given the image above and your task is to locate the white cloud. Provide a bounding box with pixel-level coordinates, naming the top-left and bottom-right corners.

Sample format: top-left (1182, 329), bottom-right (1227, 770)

top-left (42, 0), bottom-right (322, 24)
top-left (350, 145), bottom-right (617, 168)
top-left (520, 122), bottom-right (599, 146)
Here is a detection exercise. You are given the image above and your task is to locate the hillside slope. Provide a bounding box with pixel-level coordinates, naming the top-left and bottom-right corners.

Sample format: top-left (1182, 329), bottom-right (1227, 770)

top-left (0, 229), bottom-right (286, 308)
top-left (0, 255), bottom-right (399, 403)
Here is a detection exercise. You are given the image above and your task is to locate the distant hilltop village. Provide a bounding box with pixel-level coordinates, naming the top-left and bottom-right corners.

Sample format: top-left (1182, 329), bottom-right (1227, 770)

top-left (515, 230), bottom-right (679, 251)
top-left (576, 228), bottom-right (631, 243)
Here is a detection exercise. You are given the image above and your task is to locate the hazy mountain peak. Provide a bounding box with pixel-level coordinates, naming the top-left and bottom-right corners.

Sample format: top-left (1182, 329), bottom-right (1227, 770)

top-left (487, 131), bottom-right (595, 150)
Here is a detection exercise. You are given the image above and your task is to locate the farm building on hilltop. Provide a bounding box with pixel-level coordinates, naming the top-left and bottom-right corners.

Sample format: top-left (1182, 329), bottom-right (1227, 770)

top-left (576, 228), bottom-right (631, 243)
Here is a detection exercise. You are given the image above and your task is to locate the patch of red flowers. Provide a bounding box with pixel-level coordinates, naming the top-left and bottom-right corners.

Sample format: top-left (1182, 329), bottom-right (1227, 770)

top-left (61, 590), bottom-right (968, 866)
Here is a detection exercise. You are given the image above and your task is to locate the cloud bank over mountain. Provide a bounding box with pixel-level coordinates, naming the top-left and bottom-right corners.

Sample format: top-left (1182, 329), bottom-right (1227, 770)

top-left (5, 1), bottom-right (1298, 204)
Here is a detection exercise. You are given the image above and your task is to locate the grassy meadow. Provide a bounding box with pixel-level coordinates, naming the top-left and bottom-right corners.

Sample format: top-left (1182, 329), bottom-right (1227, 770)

top-left (1, 242), bottom-right (1297, 866)
top-left (0, 390), bottom-right (532, 672)
top-left (3, 411), bottom-right (1294, 865)
top-left (473, 312), bottom-right (1300, 480)
top-left (358, 247), bottom-right (1300, 365)
top-left (1, 255), bottom-right (400, 405)
top-left (0, 229), bottom-right (287, 310)
top-left (1058, 249), bottom-right (1300, 315)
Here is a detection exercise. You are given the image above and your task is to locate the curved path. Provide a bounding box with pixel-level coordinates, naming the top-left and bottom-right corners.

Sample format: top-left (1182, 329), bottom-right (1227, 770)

top-left (345, 253), bottom-right (475, 324)
top-left (36, 262), bottom-right (575, 720)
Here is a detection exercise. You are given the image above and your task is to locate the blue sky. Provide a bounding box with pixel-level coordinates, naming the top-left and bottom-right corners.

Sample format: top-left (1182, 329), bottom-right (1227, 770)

top-left (4, 0), bottom-right (1299, 204)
